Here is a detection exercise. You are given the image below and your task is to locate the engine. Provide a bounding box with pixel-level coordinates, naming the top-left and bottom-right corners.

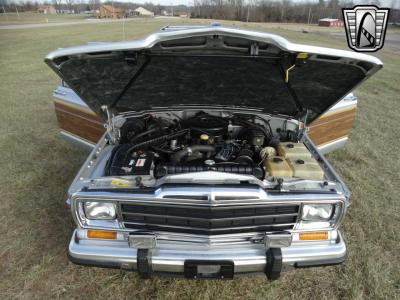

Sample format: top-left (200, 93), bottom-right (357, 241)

top-left (105, 112), bottom-right (282, 180)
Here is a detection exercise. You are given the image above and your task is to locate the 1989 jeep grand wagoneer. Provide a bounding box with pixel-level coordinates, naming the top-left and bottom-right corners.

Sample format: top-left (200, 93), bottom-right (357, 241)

top-left (45, 25), bottom-right (382, 279)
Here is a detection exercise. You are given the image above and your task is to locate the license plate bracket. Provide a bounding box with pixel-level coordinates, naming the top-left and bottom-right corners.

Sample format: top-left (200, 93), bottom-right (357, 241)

top-left (184, 260), bottom-right (234, 279)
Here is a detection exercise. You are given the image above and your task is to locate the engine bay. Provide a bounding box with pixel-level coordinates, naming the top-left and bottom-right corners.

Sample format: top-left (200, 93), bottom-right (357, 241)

top-left (103, 111), bottom-right (325, 183)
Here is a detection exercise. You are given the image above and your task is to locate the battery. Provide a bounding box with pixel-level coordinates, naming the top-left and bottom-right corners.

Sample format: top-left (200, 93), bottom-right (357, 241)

top-left (108, 145), bottom-right (154, 176)
top-left (126, 151), bottom-right (154, 176)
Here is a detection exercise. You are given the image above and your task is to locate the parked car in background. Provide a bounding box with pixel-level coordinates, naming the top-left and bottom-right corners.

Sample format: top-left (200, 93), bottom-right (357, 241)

top-left (46, 25), bottom-right (381, 279)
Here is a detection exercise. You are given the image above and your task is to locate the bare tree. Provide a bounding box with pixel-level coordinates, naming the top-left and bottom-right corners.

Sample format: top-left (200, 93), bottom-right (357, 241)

top-left (89, 0), bottom-right (100, 10)
top-left (52, 0), bottom-right (63, 11)
top-left (65, 0), bottom-right (74, 12)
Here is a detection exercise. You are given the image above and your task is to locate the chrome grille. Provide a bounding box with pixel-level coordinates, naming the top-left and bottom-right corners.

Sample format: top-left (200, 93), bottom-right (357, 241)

top-left (120, 203), bottom-right (299, 235)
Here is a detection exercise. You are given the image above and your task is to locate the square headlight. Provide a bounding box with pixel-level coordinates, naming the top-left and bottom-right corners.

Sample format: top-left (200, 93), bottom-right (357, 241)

top-left (301, 204), bottom-right (334, 221)
top-left (84, 202), bottom-right (116, 220)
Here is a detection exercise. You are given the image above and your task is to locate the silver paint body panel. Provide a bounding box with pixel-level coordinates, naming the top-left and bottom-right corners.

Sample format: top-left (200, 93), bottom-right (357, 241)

top-left (46, 26), bottom-right (382, 65)
top-left (49, 26), bottom-right (374, 276)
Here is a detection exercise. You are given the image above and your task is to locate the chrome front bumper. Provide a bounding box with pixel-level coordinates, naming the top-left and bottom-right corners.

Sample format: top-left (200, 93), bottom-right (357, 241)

top-left (68, 230), bottom-right (346, 278)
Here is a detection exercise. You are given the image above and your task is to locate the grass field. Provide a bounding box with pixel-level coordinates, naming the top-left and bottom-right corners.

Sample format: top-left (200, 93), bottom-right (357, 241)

top-left (0, 12), bottom-right (88, 25)
top-left (0, 18), bottom-right (399, 299)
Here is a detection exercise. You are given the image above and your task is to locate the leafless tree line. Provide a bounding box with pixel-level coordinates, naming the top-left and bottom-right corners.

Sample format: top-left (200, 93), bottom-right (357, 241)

top-left (1, 0), bottom-right (399, 23)
top-left (0, 0), bottom-right (182, 15)
top-left (192, 0), bottom-right (399, 23)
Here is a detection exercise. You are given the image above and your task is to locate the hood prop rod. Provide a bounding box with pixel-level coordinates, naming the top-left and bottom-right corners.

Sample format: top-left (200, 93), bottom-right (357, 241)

top-left (110, 56), bottom-right (151, 109)
top-left (278, 53), bottom-right (310, 123)
top-left (278, 63), bottom-right (304, 117)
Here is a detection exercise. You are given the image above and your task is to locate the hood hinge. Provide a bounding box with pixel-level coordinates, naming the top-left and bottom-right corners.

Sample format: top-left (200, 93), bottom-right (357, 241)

top-left (297, 109), bottom-right (310, 139)
top-left (102, 105), bottom-right (119, 144)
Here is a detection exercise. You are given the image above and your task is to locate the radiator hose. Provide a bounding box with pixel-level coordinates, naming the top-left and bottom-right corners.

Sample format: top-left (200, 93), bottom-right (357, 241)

top-left (124, 129), bottom-right (189, 160)
top-left (172, 145), bottom-right (215, 163)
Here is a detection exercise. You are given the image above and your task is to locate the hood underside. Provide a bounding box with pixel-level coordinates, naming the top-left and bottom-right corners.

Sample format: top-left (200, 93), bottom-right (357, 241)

top-left (45, 26), bottom-right (382, 123)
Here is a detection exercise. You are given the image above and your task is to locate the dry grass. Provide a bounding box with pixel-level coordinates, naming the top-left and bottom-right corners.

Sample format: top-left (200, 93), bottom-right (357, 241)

top-left (0, 12), bottom-right (86, 25)
top-left (0, 17), bottom-right (399, 299)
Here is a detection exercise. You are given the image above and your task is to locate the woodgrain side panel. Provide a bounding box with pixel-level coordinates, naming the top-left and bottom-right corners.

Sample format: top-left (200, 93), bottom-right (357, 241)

top-left (308, 107), bottom-right (356, 146)
top-left (54, 101), bottom-right (105, 144)
top-left (54, 99), bottom-right (356, 148)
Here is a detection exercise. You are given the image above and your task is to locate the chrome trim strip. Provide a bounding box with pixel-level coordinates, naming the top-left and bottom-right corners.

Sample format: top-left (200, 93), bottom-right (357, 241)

top-left (325, 93), bottom-right (357, 112)
top-left (120, 211), bottom-right (299, 221)
top-left (317, 136), bottom-right (348, 154)
top-left (135, 230), bottom-right (267, 245)
top-left (122, 221), bottom-right (296, 232)
top-left (53, 86), bottom-right (92, 111)
top-left (72, 190), bottom-right (346, 207)
top-left (60, 130), bottom-right (95, 151)
top-left (303, 135), bottom-right (350, 199)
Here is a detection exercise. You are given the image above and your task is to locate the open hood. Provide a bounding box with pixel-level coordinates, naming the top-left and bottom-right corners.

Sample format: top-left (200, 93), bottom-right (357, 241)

top-left (45, 25), bottom-right (382, 124)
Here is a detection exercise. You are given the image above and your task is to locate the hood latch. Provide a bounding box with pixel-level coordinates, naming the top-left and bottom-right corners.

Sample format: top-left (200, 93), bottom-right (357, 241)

top-left (250, 43), bottom-right (259, 56)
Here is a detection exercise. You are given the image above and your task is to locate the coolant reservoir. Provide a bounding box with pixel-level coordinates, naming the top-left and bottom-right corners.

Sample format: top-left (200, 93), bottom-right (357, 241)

top-left (286, 157), bottom-right (324, 180)
top-left (264, 156), bottom-right (293, 178)
top-left (277, 142), bottom-right (312, 159)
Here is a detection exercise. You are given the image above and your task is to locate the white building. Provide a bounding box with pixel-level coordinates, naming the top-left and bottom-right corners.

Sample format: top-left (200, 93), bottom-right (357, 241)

top-left (134, 7), bottom-right (154, 17)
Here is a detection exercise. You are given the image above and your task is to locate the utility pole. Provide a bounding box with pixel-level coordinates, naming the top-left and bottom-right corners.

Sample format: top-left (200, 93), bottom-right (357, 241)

top-left (188, 0), bottom-right (192, 18)
top-left (2, 6), bottom-right (8, 21)
top-left (307, 7), bottom-right (311, 25)
top-left (15, 4), bottom-right (20, 18)
top-left (122, 17), bottom-right (126, 40)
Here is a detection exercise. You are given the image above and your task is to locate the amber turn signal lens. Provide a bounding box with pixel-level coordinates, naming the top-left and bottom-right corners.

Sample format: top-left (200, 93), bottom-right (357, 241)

top-left (87, 230), bottom-right (117, 240)
top-left (299, 231), bottom-right (328, 241)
